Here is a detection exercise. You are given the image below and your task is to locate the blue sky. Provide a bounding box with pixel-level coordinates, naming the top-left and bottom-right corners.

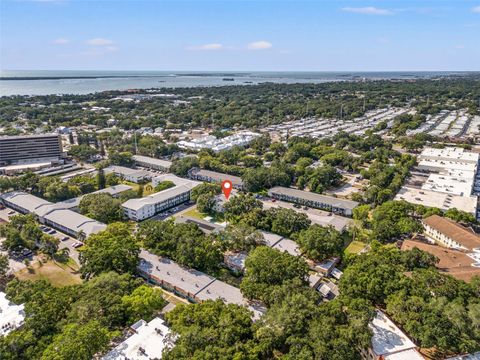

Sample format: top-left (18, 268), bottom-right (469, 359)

top-left (1, 0), bottom-right (479, 71)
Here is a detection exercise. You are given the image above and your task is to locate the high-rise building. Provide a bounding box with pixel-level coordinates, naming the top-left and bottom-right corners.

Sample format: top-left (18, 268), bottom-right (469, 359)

top-left (0, 134), bottom-right (63, 166)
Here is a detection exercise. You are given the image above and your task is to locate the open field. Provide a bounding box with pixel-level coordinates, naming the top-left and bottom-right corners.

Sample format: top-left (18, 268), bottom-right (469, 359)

top-left (15, 258), bottom-right (82, 287)
top-left (345, 240), bottom-right (367, 254)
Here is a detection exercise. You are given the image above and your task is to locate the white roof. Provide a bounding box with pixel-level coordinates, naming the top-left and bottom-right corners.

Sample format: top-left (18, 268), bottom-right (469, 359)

top-left (370, 310), bottom-right (417, 357)
top-left (395, 187), bottom-right (477, 215)
top-left (0, 291), bottom-right (25, 337)
top-left (132, 155), bottom-right (172, 169)
top-left (102, 317), bottom-right (175, 360)
top-left (272, 238), bottom-right (302, 257)
top-left (384, 348), bottom-right (424, 360)
top-left (122, 185), bottom-right (191, 211)
top-left (152, 174), bottom-right (201, 189)
top-left (419, 147), bottom-right (479, 163)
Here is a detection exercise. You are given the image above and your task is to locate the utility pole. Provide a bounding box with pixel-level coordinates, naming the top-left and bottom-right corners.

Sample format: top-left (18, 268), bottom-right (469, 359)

top-left (134, 131), bottom-right (138, 154)
top-left (340, 104), bottom-right (343, 120)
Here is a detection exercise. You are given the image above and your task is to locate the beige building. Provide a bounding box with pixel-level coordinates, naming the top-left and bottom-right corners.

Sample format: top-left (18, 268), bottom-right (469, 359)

top-left (422, 215), bottom-right (480, 251)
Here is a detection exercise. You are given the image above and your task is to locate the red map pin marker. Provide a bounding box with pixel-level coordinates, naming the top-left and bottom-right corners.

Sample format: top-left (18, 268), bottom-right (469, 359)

top-left (221, 180), bottom-right (233, 200)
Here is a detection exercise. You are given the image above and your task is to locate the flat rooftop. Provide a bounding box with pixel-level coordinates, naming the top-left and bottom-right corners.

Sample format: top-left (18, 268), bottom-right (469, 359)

top-left (417, 158), bottom-right (477, 173)
top-left (422, 173), bottom-right (473, 196)
top-left (395, 187), bottom-right (477, 215)
top-left (102, 317), bottom-right (175, 360)
top-left (122, 185), bottom-right (191, 211)
top-left (190, 168), bottom-right (243, 186)
top-left (0, 291), bottom-right (25, 337)
top-left (419, 147), bottom-right (479, 163)
top-left (269, 186), bottom-right (359, 210)
top-left (370, 310), bottom-right (418, 357)
top-left (132, 154), bottom-right (172, 168)
top-left (153, 173), bottom-right (201, 189)
top-left (0, 133), bottom-right (59, 140)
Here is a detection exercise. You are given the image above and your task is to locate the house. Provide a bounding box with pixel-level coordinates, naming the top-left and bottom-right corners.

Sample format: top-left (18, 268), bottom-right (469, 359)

top-left (268, 186), bottom-right (359, 216)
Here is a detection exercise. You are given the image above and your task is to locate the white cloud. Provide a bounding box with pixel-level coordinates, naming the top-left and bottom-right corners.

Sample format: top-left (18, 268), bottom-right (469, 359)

top-left (341, 7), bottom-right (393, 15)
top-left (86, 38), bottom-right (114, 46)
top-left (105, 46), bottom-right (118, 52)
top-left (472, 6), bottom-right (480, 13)
top-left (247, 41), bottom-right (273, 50)
top-left (52, 38), bottom-right (69, 45)
top-left (189, 43), bottom-right (223, 51)
top-left (455, 44), bottom-right (465, 49)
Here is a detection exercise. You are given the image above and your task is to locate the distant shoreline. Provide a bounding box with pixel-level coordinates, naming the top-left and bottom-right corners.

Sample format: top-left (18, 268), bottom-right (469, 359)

top-left (0, 76), bottom-right (171, 81)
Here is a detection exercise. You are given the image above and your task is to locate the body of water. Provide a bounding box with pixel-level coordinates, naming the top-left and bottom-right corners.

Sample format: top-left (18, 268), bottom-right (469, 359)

top-left (0, 70), bottom-right (474, 96)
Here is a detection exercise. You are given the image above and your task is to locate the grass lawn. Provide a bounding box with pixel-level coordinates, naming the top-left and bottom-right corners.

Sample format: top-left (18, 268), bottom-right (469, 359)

top-left (121, 181), bottom-right (155, 196)
top-left (182, 207), bottom-right (225, 223)
top-left (15, 258), bottom-right (82, 287)
top-left (182, 207), bottom-right (205, 220)
top-left (345, 240), bottom-right (367, 255)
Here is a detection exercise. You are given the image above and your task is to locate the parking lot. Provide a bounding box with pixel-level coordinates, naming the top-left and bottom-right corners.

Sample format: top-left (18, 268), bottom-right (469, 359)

top-left (0, 207), bottom-right (81, 267)
top-left (149, 201), bottom-right (196, 221)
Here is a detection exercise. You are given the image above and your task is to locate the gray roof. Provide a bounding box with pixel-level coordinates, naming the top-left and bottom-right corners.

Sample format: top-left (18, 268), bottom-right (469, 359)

top-left (43, 208), bottom-right (107, 237)
top-left (0, 191), bottom-right (106, 237)
top-left (268, 186), bottom-right (359, 210)
top-left (132, 155), bottom-right (172, 168)
top-left (260, 231), bottom-right (283, 247)
top-left (138, 249), bottom-right (215, 296)
top-left (57, 184), bottom-right (133, 209)
top-left (272, 238), bottom-right (302, 257)
top-left (122, 185), bottom-right (191, 211)
top-left (190, 168), bottom-right (243, 186)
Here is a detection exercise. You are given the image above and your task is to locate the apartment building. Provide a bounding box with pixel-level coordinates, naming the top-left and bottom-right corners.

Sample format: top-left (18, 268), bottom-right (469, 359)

top-left (104, 165), bottom-right (153, 183)
top-left (188, 168), bottom-right (244, 190)
top-left (0, 191), bottom-right (106, 238)
top-left (268, 186), bottom-right (359, 216)
top-left (122, 185), bottom-right (191, 221)
top-left (132, 154), bottom-right (172, 172)
top-left (422, 214), bottom-right (480, 251)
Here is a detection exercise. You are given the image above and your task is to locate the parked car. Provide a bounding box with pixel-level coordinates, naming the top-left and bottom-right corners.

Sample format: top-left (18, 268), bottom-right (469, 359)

top-left (61, 236), bottom-right (69, 241)
top-left (8, 211), bottom-right (15, 215)
top-left (72, 242), bottom-right (83, 248)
